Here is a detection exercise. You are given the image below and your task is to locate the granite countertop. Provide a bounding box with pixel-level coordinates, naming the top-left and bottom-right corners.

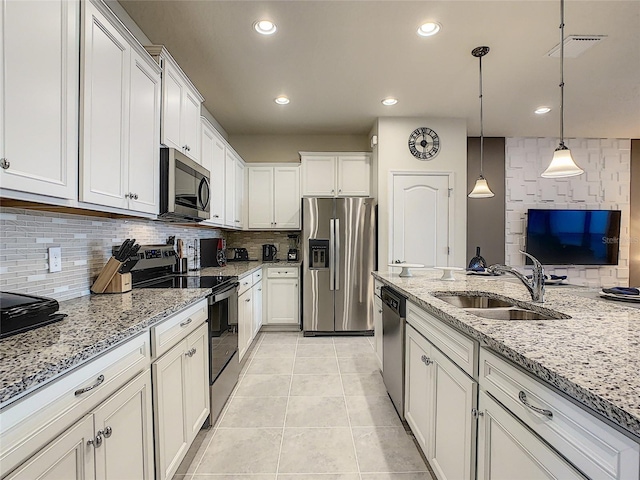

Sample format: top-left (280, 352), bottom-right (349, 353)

top-left (0, 261), bottom-right (291, 408)
top-left (373, 270), bottom-right (640, 440)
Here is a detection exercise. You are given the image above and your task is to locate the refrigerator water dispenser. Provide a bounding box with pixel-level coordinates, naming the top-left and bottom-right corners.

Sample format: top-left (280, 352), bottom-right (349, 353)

top-left (309, 239), bottom-right (329, 269)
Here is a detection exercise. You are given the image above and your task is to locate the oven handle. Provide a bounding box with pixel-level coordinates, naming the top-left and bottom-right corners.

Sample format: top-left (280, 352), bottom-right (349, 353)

top-left (209, 282), bottom-right (239, 303)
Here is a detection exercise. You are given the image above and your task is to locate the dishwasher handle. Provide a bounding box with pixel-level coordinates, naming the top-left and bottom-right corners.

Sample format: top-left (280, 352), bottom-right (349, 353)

top-left (380, 286), bottom-right (406, 318)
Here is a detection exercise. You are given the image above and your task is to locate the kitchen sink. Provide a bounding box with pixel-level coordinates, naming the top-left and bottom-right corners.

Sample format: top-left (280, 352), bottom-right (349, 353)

top-left (464, 307), bottom-right (565, 321)
top-left (436, 294), bottom-right (516, 309)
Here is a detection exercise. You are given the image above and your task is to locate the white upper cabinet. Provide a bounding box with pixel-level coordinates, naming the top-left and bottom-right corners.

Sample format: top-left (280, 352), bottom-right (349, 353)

top-left (200, 117), bottom-right (225, 226)
top-left (235, 158), bottom-right (245, 229)
top-left (223, 149), bottom-right (245, 229)
top-left (247, 165), bottom-right (300, 230)
top-left (146, 46), bottom-right (203, 163)
top-left (0, 0), bottom-right (79, 200)
top-left (300, 152), bottom-right (371, 197)
top-left (80, 0), bottom-right (160, 214)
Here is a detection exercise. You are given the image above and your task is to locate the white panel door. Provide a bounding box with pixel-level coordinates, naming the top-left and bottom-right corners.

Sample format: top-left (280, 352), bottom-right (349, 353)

top-left (405, 324), bottom-right (434, 454)
top-left (94, 370), bottom-right (154, 480)
top-left (1, 0), bottom-right (79, 199)
top-left (337, 155), bottom-right (370, 196)
top-left (235, 159), bottom-right (245, 229)
top-left (161, 62), bottom-right (183, 151)
top-left (266, 279), bottom-right (299, 324)
top-left (184, 323), bottom-right (210, 444)
top-left (301, 155), bottom-right (336, 196)
top-left (80, 1), bottom-right (129, 209)
top-left (274, 166), bottom-right (301, 229)
top-left (127, 51), bottom-right (160, 214)
top-left (392, 174), bottom-right (450, 266)
top-left (477, 391), bottom-right (584, 480)
top-left (224, 152), bottom-right (236, 227)
top-left (252, 282), bottom-right (263, 338)
top-left (4, 415), bottom-right (95, 480)
top-left (248, 167), bottom-right (274, 229)
top-left (201, 120), bottom-right (225, 224)
top-left (238, 289), bottom-right (253, 361)
top-left (374, 295), bottom-right (383, 369)
top-left (181, 88), bottom-right (201, 162)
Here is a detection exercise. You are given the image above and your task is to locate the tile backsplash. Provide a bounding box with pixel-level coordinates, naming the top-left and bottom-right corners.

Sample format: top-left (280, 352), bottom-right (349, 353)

top-left (0, 207), bottom-right (222, 301)
top-left (226, 230), bottom-right (301, 261)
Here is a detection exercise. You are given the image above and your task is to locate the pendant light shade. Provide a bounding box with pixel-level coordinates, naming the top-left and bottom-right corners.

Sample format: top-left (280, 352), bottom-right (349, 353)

top-left (468, 46), bottom-right (494, 199)
top-left (541, 0), bottom-right (584, 178)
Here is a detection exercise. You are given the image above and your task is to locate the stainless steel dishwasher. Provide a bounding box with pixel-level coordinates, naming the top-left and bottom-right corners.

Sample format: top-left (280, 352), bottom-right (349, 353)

top-left (381, 285), bottom-right (407, 420)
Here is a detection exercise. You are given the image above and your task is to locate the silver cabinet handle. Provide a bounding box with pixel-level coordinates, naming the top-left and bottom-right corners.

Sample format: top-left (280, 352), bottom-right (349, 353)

top-left (518, 391), bottom-right (553, 418)
top-left (213, 214), bottom-right (219, 218)
top-left (245, 298), bottom-right (251, 302)
top-left (75, 375), bottom-right (105, 396)
top-left (183, 145), bottom-right (188, 150)
top-left (180, 318), bottom-right (192, 327)
top-left (258, 288), bottom-right (262, 291)
top-left (331, 189), bottom-right (335, 193)
top-left (1, 158), bottom-right (10, 169)
top-left (87, 431), bottom-right (103, 447)
top-left (103, 426), bottom-right (112, 438)
top-left (133, 193), bottom-right (138, 200)
top-left (378, 309), bottom-right (382, 313)
top-left (185, 348), bottom-right (197, 357)
top-left (421, 355), bottom-right (433, 366)
top-left (471, 408), bottom-right (484, 418)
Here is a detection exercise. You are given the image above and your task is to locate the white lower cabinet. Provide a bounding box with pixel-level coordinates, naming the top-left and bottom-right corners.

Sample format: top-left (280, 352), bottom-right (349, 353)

top-left (264, 267), bottom-right (299, 326)
top-left (152, 321), bottom-right (209, 480)
top-left (405, 323), bottom-right (477, 480)
top-left (373, 294), bottom-right (383, 369)
top-left (238, 286), bottom-right (253, 362)
top-left (253, 280), bottom-right (263, 338)
top-left (477, 391), bottom-right (584, 480)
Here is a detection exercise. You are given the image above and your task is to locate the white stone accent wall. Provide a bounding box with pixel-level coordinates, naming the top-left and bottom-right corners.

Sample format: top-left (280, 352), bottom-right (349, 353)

top-left (0, 208), bottom-right (222, 301)
top-left (505, 137), bottom-right (631, 288)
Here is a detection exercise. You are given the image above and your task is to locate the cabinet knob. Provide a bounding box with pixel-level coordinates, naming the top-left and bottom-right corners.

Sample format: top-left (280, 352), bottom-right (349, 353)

top-left (0, 158), bottom-right (9, 170)
top-left (183, 145), bottom-right (188, 150)
top-left (213, 214), bottom-right (219, 218)
top-left (258, 288), bottom-right (262, 291)
top-left (87, 431), bottom-right (103, 448)
top-left (134, 193), bottom-right (139, 200)
top-left (331, 189), bottom-right (335, 193)
top-left (471, 408), bottom-right (484, 419)
top-left (378, 309), bottom-right (382, 313)
top-left (421, 355), bottom-right (433, 366)
top-left (103, 426), bottom-right (113, 438)
top-left (338, 189), bottom-right (342, 193)
top-left (246, 298), bottom-right (251, 302)
top-left (185, 348), bottom-right (197, 357)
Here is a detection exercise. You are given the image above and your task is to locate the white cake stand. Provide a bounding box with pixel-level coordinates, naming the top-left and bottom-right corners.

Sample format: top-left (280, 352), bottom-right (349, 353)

top-left (434, 266), bottom-right (464, 281)
top-left (388, 263), bottom-right (425, 277)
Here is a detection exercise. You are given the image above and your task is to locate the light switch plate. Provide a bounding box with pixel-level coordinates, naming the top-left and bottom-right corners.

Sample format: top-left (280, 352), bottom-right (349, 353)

top-left (49, 247), bottom-right (62, 273)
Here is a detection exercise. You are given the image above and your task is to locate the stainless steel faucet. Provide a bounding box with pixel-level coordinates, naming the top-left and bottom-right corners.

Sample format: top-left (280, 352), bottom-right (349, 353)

top-left (488, 251), bottom-right (545, 303)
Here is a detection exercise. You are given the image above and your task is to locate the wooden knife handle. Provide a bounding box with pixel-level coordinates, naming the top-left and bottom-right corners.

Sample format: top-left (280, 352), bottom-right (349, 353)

top-left (91, 257), bottom-right (123, 294)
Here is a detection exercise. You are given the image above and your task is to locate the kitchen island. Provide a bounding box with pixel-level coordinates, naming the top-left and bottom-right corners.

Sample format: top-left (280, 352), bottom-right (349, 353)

top-left (373, 269), bottom-right (640, 440)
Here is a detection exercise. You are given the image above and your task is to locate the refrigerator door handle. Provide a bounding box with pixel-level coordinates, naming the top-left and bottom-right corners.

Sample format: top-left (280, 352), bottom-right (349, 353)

top-left (330, 218), bottom-right (335, 291)
top-left (335, 218), bottom-right (340, 290)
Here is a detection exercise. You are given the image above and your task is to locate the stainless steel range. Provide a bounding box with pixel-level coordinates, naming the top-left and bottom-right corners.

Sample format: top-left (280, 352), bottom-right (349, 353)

top-left (128, 244), bottom-right (239, 425)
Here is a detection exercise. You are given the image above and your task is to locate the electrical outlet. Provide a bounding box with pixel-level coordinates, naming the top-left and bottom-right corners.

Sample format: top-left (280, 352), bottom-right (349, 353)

top-left (49, 247), bottom-right (62, 273)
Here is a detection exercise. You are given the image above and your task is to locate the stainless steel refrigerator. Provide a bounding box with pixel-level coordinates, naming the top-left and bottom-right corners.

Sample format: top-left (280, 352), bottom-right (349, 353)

top-left (302, 197), bottom-right (376, 334)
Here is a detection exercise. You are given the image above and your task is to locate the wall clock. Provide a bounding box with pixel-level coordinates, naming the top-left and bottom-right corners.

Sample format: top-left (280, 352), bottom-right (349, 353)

top-left (408, 127), bottom-right (440, 160)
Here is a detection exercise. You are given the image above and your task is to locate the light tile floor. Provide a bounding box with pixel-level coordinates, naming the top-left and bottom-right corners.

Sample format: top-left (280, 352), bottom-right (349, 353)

top-left (175, 332), bottom-right (434, 480)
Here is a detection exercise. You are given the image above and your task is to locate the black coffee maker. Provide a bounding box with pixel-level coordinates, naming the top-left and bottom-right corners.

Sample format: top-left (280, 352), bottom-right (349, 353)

top-left (287, 234), bottom-right (299, 261)
top-left (262, 244), bottom-right (277, 261)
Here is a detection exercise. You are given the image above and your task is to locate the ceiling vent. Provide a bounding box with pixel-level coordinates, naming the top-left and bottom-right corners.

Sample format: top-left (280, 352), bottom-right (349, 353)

top-left (546, 35), bottom-right (607, 58)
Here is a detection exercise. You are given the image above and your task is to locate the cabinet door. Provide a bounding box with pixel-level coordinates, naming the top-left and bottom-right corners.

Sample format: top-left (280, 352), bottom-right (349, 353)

top-left (224, 151), bottom-right (236, 227)
top-left (274, 166), bottom-right (301, 229)
top-left (252, 282), bottom-right (263, 338)
top-left (94, 370), bottom-right (154, 480)
top-left (373, 296), bottom-right (383, 369)
top-left (181, 88), bottom-right (201, 162)
top-left (266, 278), bottom-right (299, 324)
top-left (238, 289), bottom-right (253, 361)
top-left (248, 167), bottom-right (274, 229)
top-left (201, 120), bottom-right (225, 224)
top-left (184, 323), bottom-right (210, 444)
top-left (235, 159), bottom-right (245, 229)
top-left (80, 1), bottom-right (129, 209)
top-left (405, 324), bottom-right (434, 454)
top-left (127, 51), bottom-right (160, 214)
top-left (5, 415), bottom-right (95, 480)
top-left (477, 391), bottom-right (584, 480)
top-left (337, 155), bottom-right (370, 196)
top-left (429, 347), bottom-right (477, 480)
top-left (0, 0), bottom-right (79, 200)
top-left (152, 339), bottom-right (188, 480)
top-left (161, 61), bottom-right (183, 151)
top-left (301, 155), bottom-right (336, 196)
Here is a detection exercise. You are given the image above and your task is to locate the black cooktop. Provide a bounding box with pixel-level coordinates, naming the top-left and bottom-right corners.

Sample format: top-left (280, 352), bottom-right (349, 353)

top-left (136, 275), bottom-right (236, 291)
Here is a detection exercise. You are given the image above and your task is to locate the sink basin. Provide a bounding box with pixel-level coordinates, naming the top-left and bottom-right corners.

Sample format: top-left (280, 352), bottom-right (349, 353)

top-left (436, 294), bottom-right (516, 309)
top-left (465, 307), bottom-right (564, 321)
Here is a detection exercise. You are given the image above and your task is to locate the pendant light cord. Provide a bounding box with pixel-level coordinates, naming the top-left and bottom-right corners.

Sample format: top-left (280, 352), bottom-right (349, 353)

top-left (559, 0), bottom-right (565, 148)
top-left (479, 53), bottom-right (485, 176)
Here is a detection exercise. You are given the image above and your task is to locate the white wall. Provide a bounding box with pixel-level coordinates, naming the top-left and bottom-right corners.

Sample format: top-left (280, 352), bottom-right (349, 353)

top-left (376, 117), bottom-right (468, 269)
top-left (505, 137), bottom-right (631, 287)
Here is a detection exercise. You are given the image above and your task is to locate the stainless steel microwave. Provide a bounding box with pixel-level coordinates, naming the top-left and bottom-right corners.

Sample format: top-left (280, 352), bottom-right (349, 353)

top-left (159, 148), bottom-right (210, 222)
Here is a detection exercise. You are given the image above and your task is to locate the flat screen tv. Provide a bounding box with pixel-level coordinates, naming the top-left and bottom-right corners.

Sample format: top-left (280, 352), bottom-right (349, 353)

top-left (525, 209), bottom-right (621, 265)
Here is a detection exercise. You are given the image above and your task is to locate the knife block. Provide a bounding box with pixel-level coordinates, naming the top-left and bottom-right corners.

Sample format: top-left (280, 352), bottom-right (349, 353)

top-left (103, 272), bottom-right (132, 294)
top-left (91, 257), bottom-right (123, 294)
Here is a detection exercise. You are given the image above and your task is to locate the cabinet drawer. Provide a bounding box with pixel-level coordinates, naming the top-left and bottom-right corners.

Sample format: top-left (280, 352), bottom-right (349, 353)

top-left (406, 301), bottom-right (477, 378)
top-left (151, 299), bottom-right (208, 359)
top-left (0, 333), bottom-right (150, 476)
top-left (238, 274), bottom-right (253, 296)
top-left (267, 267), bottom-right (299, 278)
top-left (252, 269), bottom-right (263, 284)
top-left (480, 348), bottom-right (639, 480)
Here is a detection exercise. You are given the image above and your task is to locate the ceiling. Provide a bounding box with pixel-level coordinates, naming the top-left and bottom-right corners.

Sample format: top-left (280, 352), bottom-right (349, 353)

top-left (119, 1), bottom-right (640, 138)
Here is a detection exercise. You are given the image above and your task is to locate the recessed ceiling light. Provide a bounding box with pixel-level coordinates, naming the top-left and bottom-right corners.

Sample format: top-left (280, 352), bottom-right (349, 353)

top-left (417, 22), bottom-right (441, 37)
top-left (274, 96), bottom-right (290, 105)
top-left (535, 106), bottom-right (552, 114)
top-left (381, 98), bottom-right (398, 106)
top-left (254, 20), bottom-right (277, 35)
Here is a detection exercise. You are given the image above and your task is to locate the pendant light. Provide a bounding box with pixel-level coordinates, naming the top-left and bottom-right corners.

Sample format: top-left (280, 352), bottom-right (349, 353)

top-left (541, 0), bottom-right (584, 178)
top-left (468, 46), bottom-right (495, 198)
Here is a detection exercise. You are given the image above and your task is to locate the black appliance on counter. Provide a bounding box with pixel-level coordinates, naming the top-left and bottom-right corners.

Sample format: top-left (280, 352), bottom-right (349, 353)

top-left (0, 292), bottom-right (67, 338)
top-left (201, 238), bottom-right (227, 267)
top-left (131, 244), bottom-right (239, 425)
top-left (262, 244), bottom-right (277, 261)
top-left (228, 248), bottom-right (249, 261)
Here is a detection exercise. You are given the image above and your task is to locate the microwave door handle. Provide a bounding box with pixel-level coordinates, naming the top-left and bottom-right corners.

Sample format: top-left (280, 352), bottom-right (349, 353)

top-left (198, 176), bottom-right (210, 210)
top-left (329, 219), bottom-right (335, 291)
